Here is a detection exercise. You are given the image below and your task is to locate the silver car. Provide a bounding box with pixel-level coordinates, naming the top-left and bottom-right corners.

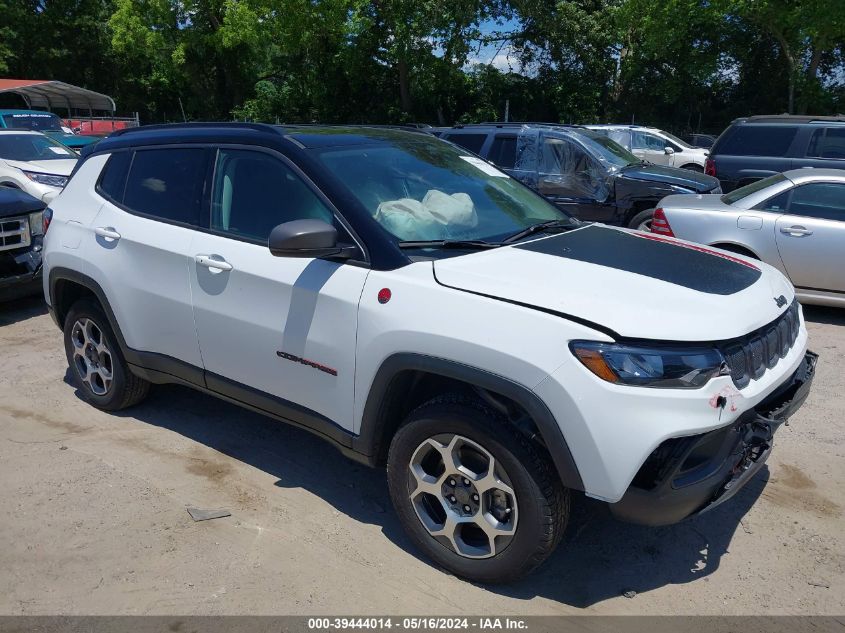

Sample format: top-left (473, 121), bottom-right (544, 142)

top-left (656, 168), bottom-right (845, 308)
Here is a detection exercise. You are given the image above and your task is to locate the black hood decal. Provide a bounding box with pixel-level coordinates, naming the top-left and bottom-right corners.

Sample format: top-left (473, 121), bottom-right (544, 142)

top-left (514, 226), bottom-right (762, 295)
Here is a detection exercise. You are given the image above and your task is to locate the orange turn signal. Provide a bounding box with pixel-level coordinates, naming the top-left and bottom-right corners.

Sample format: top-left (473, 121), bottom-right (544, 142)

top-left (572, 347), bottom-right (620, 383)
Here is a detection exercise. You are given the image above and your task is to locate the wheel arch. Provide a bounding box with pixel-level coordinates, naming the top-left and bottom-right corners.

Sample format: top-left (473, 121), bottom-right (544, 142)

top-left (708, 242), bottom-right (760, 259)
top-left (355, 353), bottom-right (584, 491)
top-left (49, 268), bottom-right (131, 353)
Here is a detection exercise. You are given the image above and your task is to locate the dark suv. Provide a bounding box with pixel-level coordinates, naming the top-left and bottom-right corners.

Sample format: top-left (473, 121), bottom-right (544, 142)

top-left (438, 124), bottom-right (720, 229)
top-left (706, 115), bottom-right (845, 192)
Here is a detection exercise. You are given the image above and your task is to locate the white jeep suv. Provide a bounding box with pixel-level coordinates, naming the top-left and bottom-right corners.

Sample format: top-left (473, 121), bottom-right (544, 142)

top-left (42, 123), bottom-right (816, 583)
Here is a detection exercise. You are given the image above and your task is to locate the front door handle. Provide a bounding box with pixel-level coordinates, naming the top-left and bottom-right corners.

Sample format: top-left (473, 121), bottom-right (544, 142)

top-left (195, 254), bottom-right (233, 272)
top-left (780, 225), bottom-right (813, 237)
top-left (94, 226), bottom-right (121, 241)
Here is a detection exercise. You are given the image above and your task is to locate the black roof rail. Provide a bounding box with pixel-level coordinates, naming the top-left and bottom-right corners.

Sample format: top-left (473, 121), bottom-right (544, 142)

top-left (738, 114), bottom-right (845, 124)
top-left (108, 121), bottom-right (278, 137)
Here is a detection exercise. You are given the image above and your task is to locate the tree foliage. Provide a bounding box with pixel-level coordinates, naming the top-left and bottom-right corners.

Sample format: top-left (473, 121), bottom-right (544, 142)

top-left (0, 0), bottom-right (842, 133)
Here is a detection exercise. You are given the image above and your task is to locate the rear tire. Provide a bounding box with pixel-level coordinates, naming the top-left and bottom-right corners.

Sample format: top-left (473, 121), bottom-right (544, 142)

top-left (387, 395), bottom-right (569, 583)
top-left (627, 208), bottom-right (655, 231)
top-left (63, 299), bottom-right (150, 411)
top-left (681, 164), bottom-right (704, 172)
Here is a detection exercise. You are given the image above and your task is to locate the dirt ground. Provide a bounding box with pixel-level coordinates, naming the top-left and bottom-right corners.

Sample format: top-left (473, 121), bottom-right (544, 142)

top-left (0, 296), bottom-right (843, 616)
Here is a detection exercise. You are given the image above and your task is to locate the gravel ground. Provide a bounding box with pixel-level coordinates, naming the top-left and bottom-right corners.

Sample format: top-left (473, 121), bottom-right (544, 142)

top-left (0, 297), bottom-right (843, 615)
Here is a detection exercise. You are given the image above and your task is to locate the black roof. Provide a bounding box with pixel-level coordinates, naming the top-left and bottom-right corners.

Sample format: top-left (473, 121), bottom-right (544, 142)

top-left (736, 115), bottom-right (845, 124)
top-left (90, 122), bottom-right (433, 154)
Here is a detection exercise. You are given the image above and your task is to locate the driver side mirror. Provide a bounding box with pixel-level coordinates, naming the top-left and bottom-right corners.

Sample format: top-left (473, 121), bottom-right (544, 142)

top-left (664, 146), bottom-right (675, 155)
top-left (268, 219), bottom-right (357, 259)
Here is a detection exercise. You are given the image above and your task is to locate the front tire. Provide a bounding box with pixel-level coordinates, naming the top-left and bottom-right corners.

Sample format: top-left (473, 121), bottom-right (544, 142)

top-left (63, 299), bottom-right (150, 411)
top-left (387, 395), bottom-right (568, 583)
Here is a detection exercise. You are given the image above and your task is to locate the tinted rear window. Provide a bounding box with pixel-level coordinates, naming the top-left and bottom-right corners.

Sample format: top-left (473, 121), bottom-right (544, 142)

top-left (443, 133), bottom-right (487, 154)
top-left (98, 151), bottom-right (131, 202)
top-left (715, 125), bottom-right (798, 156)
top-left (488, 135), bottom-right (517, 168)
top-left (807, 128), bottom-right (845, 159)
top-left (123, 148), bottom-right (206, 225)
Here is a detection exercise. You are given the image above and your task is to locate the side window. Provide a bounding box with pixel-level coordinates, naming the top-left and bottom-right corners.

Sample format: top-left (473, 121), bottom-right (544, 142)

top-left (717, 125), bottom-right (798, 156)
top-left (123, 148), bottom-right (207, 225)
top-left (631, 131), bottom-right (647, 150)
top-left (787, 183), bottom-right (845, 221)
top-left (97, 151), bottom-right (131, 203)
top-left (807, 128), bottom-right (845, 159)
top-left (488, 135), bottom-right (517, 169)
top-left (643, 134), bottom-right (666, 151)
top-left (607, 130), bottom-right (631, 149)
top-left (211, 149), bottom-right (333, 242)
top-left (754, 190), bottom-right (790, 213)
top-left (443, 133), bottom-right (487, 155)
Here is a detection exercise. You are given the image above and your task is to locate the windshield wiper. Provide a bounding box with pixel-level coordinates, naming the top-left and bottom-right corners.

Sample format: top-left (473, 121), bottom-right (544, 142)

top-left (502, 220), bottom-right (580, 244)
top-left (397, 239), bottom-right (502, 250)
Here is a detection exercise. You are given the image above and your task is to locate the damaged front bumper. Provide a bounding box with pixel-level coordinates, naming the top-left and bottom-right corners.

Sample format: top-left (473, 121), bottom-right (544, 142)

top-left (0, 239), bottom-right (43, 302)
top-left (609, 350), bottom-right (818, 526)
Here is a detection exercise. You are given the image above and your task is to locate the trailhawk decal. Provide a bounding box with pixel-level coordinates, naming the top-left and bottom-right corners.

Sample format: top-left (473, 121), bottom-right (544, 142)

top-left (514, 225), bottom-right (762, 295)
top-left (276, 351), bottom-right (338, 376)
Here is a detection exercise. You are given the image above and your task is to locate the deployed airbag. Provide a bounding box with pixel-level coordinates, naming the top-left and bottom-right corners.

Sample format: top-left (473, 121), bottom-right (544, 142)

top-left (375, 189), bottom-right (478, 240)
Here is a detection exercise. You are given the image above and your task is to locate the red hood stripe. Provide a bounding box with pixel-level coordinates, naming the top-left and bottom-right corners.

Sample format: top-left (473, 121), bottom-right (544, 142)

top-left (631, 231), bottom-right (761, 271)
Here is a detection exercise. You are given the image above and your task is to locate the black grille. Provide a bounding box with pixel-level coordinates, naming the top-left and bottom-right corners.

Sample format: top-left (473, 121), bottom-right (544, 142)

top-left (721, 301), bottom-right (800, 389)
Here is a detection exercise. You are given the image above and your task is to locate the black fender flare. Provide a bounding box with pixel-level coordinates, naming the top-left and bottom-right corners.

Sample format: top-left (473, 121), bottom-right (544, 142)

top-left (354, 353), bottom-right (584, 491)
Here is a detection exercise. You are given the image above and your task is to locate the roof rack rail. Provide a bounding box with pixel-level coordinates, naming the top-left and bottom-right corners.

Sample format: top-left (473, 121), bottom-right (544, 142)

top-left (107, 121), bottom-right (277, 137)
top-left (739, 114), bottom-right (845, 124)
top-left (450, 122), bottom-right (585, 129)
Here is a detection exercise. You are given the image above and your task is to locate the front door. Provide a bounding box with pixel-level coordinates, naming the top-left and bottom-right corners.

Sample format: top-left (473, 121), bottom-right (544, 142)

top-left (188, 147), bottom-right (369, 431)
top-left (775, 181), bottom-right (845, 293)
top-left (633, 131), bottom-right (673, 166)
top-left (536, 133), bottom-right (614, 222)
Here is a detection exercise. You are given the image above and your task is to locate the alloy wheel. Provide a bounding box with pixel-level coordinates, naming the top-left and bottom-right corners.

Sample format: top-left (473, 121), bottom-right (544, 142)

top-left (407, 434), bottom-right (518, 559)
top-left (70, 318), bottom-right (114, 396)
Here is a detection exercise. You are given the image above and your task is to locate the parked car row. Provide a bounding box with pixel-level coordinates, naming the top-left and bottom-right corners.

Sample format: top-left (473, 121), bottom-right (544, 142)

top-left (436, 123), bottom-right (721, 230)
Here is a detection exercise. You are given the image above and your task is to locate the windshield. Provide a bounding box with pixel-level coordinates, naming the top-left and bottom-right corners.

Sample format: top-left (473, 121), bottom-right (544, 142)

top-left (576, 130), bottom-right (641, 168)
top-left (0, 133), bottom-right (77, 161)
top-left (720, 173), bottom-right (787, 205)
top-left (314, 136), bottom-right (575, 244)
top-left (1, 112), bottom-right (64, 132)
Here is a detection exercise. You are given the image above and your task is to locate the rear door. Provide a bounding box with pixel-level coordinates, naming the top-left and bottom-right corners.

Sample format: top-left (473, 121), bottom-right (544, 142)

top-left (86, 147), bottom-right (207, 369)
top-left (801, 126), bottom-right (845, 168)
top-left (775, 181), bottom-right (845, 293)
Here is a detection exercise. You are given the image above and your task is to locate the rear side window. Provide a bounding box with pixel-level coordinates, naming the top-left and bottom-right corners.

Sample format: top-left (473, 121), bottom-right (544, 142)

top-left (807, 128), bottom-right (845, 159)
top-left (443, 133), bottom-right (487, 154)
top-left (97, 151), bottom-right (131, 202)
top-left (488, 135), bottom-right (517, 168)
top-left (716, 125), bottom-right (798, 156)
top-left (122, 148), bottom-right (207, 225)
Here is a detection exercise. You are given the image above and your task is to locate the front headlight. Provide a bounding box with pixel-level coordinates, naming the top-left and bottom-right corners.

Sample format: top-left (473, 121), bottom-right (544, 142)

top-left (570, 340), bottom-right (729, 389)
top-left (21, 171), bottom-right (68, 188)
top-left (29, 210), bottom-right (44, 236)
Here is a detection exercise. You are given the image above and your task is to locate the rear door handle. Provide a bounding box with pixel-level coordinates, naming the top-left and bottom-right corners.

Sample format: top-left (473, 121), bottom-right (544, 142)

top-left (94, 226), bottom-right (121, 241)
top-left (195, 254), bottom-right (233, 272)
top-left (780, 226), bottom-right (813, 236)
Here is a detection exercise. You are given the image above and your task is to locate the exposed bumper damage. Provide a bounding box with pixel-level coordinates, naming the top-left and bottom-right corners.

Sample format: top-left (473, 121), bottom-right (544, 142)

top-left (610, 350), bottom-right (818, 526)
top-left (0, 188), bottom-right (45, 302)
